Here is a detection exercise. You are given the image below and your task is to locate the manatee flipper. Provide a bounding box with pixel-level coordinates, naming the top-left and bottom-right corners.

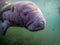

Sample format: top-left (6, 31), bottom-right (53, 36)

top-left (0, 20), bottom-right (10, 35)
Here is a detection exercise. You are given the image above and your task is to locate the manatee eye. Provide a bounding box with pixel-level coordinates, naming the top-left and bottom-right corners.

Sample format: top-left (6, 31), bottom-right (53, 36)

top-left (24, 12), bottom-right (28, 16)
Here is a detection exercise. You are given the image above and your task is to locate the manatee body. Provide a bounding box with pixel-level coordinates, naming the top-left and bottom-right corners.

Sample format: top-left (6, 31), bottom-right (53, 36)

top-left (0, 1), bottom-right (46, 35)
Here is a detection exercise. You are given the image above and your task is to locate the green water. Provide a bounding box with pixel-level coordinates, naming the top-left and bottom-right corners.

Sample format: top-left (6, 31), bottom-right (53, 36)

top-left (0, 0), bottom-right (60, 45)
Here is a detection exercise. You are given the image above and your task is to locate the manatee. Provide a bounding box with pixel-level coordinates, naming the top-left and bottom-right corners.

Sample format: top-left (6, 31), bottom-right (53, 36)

top-left (0, 1), bottom-right (46, 35)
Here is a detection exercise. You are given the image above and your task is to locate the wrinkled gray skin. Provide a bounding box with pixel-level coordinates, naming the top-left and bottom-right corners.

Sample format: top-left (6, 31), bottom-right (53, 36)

top-left (0, 1), bottom-right (46, 35)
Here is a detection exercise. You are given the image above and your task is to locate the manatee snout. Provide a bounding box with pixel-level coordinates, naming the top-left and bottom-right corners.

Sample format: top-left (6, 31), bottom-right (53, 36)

top-left (28, 21), bottom-right (45, 31)
top-left (27, 15), bottom-right (46, 31)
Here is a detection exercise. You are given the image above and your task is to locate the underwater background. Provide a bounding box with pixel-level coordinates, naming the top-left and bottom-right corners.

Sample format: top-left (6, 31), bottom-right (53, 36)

top-left (0, 0), bottom-right (60, 45)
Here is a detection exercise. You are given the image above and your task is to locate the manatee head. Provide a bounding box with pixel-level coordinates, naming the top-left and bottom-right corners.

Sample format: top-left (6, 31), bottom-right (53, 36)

top-left (24, 11), bottom-right (46, 31)
top-left (18, 7), bottom-right (46, 31)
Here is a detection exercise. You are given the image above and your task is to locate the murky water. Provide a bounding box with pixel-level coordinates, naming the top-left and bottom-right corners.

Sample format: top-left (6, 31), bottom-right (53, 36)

top-left (0, 0), bottom-right (60, 45)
